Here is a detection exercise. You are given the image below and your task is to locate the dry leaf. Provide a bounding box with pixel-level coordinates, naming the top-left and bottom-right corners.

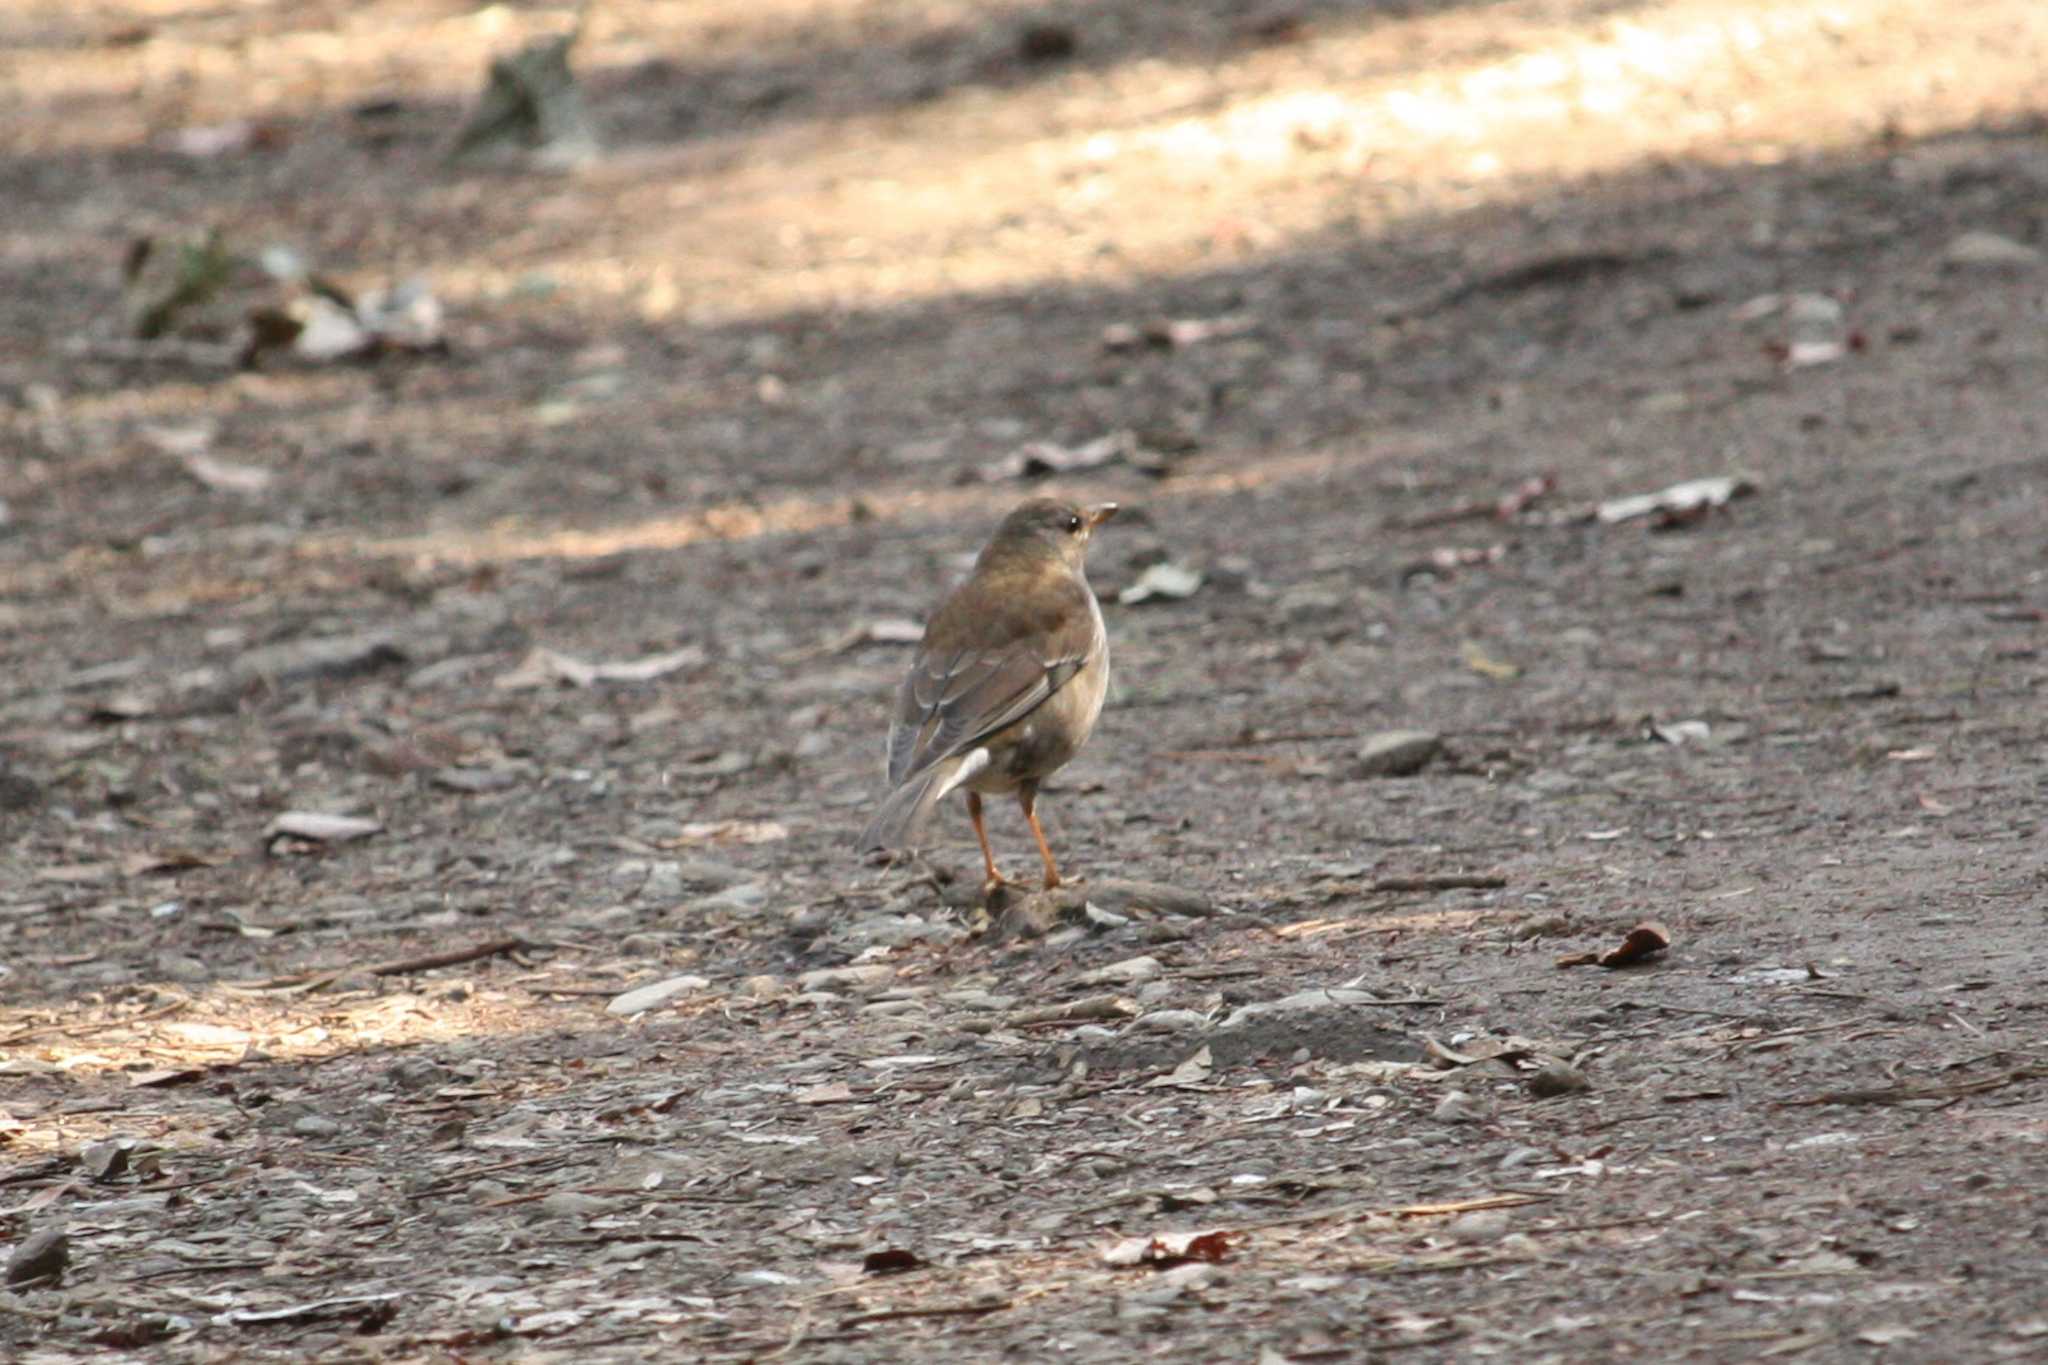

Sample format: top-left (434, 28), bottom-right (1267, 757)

top-left (1596, 475), bottom-right (1755, 525)
top-left (496, 645), bottom-right (704, 690)
top-left (1461, 641), bottom-right (1521, 681)
top-left (266, 811), bottom-right (383, 843)
top-left (36, 862), bottom-right (116, 885)
top-left (674, 819), bottom-right (789, 845)
top-left (182, 454), bottom-right (273, 495)
top-left (981, 431), bottom-right (1132, 481)
top-left (1101, 1229), bottom-right (1235, 1268)
top-left (1118, 562), bottom-right (1204, 606)
top-left (861, 1247), bottom-right (923, 1275)
top-left (1146, 1045), bottom-right (1215, 1089)
top-left (122, 849), bottom-right (227, 877)
top-left (1599, 921), bottom-right (1671, 968)
top-left (795, 1082), bottom-right (859, 1105)
top-left (1556, 921), bottom-right (1670, 970)
top-left (131, 1068), bottom-right (206, 1088)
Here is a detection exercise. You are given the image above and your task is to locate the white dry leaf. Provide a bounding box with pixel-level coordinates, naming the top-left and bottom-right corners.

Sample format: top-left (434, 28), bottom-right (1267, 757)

top-left (1596, 476), bottom-right (1755, 525)
top-left (266, 811), bottom-right (383, 843)
top-left (588, 646), bottom-right (706, 683)
top-left (606, 974), bottom-right (711, 1017)
top-left (1146, 1045), bottom-right (1214, 1088)
top-left (1118, 562), bottom-right (1204, 606)
top-left (675, 819), bottom-right (789, 844)
top-left (497, 647), bottom-right (596, 689)
top-left (182, 454), bottom-right (273, 495)
top-left (139, 422), bottom-right (216, 459)
top-left (291, 294), bottom-right (374, 361)
top-left (981, 430), bottom-right (1132, 481)
top-left (356, 278), bottom-right (444, 350)
top-left (166, 121), bottom-right (258, 158)
top-left (496, 645), bottom-right (703, 690)
top-left (213, 1292), bottom-right (403, 1327)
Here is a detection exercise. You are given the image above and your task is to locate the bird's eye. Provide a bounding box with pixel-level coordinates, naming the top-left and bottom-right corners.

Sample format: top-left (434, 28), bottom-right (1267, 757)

top-left (1066, 513), bottom-right (1083, 533)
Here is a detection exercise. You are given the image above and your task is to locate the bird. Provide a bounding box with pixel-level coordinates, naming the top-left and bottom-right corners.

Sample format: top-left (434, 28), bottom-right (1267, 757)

top-left (858, 497), bottom-right (1118, 897)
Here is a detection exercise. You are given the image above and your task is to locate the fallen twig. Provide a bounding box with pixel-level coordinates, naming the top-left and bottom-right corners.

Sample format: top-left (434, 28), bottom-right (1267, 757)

top-left (1780, 1067), bottom-right (2044, 1108)
top-left (1371, 874), bottom-right (1507, 893)
top-left (840, 1300), bottom-right (1013, 1328)
top-left (230, 936), bottom-right (527, 992)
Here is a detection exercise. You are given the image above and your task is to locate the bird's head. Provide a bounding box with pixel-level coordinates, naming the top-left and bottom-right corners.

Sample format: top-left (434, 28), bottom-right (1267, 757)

top-left (983, 498), bottom-right (1119, 574)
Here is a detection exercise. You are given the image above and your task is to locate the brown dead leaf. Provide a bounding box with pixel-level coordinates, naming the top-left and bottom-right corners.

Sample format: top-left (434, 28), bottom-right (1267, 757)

top-left (1600, 921), bottom-right (1671, 967)
top-left (121, 849), bottom-right (228, 877)
top-left (795, 1082), bottom-right (860, 1105)
top-left (35, 862), bottom-right (115, 885)
top-left (1102, 1229), bottom-right (1235, 1268)
top-left (130, 1068), bottom-right (207, 1089)
top-left (1557, 920), bottom-right (1671, 969)
top-left (861, 1247), bottom-right (924, 1275)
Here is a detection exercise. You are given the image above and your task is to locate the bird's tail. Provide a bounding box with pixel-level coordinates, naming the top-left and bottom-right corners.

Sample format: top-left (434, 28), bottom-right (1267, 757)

top-left (855, 749), bottom-right (989, 852)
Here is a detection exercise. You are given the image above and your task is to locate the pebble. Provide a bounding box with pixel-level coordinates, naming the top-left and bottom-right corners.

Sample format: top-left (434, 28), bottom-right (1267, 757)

top-left (1354, 730), bottom-right (1442, 778)
top-left (533, 1191), bottom-right (613, 1221)
top-left (798, 964), bottom-right (894, 994)
top-left (1076, 955), bottom-right (1163, 986)
top-left (1433, 1090), bottom-right (1488, 1124)
top-left (1943, 230), bottom-right (2041, 269)
top-left (5, 1226), bottom-right (68, 1285)
top-left (1527, 1058), bottom-right (1593, 1097)
top-left (607, 974), bottom-right (711, 1017)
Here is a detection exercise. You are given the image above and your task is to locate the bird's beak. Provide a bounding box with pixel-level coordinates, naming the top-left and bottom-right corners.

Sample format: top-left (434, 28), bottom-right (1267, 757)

top-left (1086, 503), bottom-right (1120, 530)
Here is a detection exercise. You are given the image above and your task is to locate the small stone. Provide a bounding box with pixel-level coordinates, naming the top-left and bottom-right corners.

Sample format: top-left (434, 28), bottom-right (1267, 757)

top-left (293, 1114), bottom-right (344, 1138)
top-left (686, 883), bottom-right (769, 914)
top-left (1943, 230), bottom-right (2041, 270)
top-left (533, 1191), bottom-right (612, 1221)
top-left (607, 974), bottom-right (711, 1016)
top-left (1527, 1058), bottom-right (1593, 1097)
top-left (1084, 904), bottom-right (1130, 930)
top-left (386, 1058), bottom-right (452, 1091)
top-left (7, 1226), bottom-right (69, 1285)
top-left (1077, 956), bottom-right (1163, 987)
top-left (237, 631), bottom-right (406, 684)
top-left (639, 861), bottom-right (685, 903)
top-left (154, 953), bottom-right (212, 984)
top-left (1134, 1009), bottom-right (1211, 1034)
top-left (1514, 913), bottom-right (1572, 941)
top-left (798, 964), bottom-right (894, 995)
top-left (1446, 1209), bottom-right (1511, 1243)
top-left (1433, 1090), bottom-right (1487, 1123)
top-left (672, 858), bottom-right (754, 890)
top-left (1354, 730), bottom-right (1442, 778)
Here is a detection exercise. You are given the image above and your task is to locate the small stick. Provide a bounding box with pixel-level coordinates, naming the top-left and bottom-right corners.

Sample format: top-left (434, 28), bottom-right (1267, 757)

top-left (840, 1300), bottom-right (1013, 1328)
top-left (1370, 874), bottom-right (1506, 892)
top-left (236, 937), bottom-right (527, 992)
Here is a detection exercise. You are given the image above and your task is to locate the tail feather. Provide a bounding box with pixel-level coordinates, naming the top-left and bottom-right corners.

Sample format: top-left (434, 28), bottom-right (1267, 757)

top-left (856, 749), bottom-right (988, 852)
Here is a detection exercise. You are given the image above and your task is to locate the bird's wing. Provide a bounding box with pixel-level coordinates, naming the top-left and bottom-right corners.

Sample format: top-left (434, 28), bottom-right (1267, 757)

top-left (885, 587), bottom-right (1100, 786)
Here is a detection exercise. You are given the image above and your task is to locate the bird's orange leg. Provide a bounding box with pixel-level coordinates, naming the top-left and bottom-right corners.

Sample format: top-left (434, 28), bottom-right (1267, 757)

top-left (966, 793), bottom-right (1010, 895)
top-left (1018, 783), bottom-right (1063, 890)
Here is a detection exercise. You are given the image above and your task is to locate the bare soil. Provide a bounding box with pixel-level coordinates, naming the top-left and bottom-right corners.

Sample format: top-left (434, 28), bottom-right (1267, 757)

top-left (4, 1), bottom-right (2047, 1360)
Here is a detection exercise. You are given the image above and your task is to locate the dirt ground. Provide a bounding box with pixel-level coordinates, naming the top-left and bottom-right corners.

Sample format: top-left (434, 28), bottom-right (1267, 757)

top-left (4, 0), bottom-right (2048, 1360)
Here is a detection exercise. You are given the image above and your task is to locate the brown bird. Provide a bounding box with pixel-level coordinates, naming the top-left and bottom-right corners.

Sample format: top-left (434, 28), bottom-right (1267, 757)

top-left (858, 498), bottom-right (1118, 895)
